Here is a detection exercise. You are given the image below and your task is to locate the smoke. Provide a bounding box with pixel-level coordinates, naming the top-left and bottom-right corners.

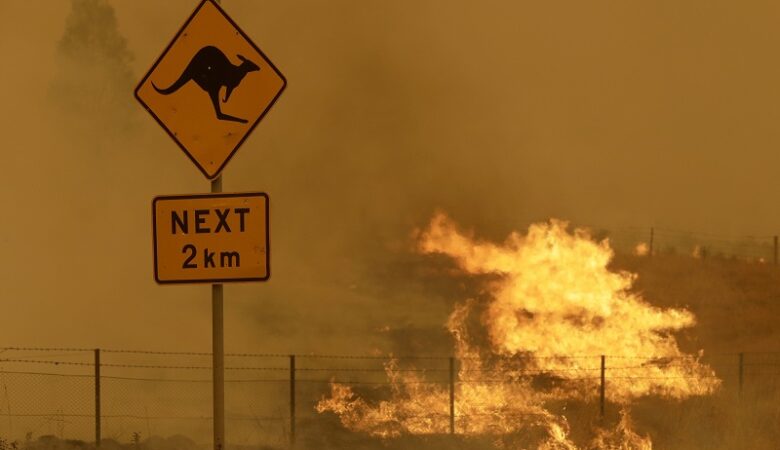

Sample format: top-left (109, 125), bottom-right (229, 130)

top-left (0, 0), bottom-right (775, 364)
top-left (49, 0), bottom-right (135, 136)
top-left (0, 0), bottom-right (779, 439)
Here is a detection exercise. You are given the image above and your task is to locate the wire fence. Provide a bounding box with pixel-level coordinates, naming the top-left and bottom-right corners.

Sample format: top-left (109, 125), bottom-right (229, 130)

top-left (0, 347), bottom-right (779, 448)
top-left (579, 225), bottom-right (780, 263)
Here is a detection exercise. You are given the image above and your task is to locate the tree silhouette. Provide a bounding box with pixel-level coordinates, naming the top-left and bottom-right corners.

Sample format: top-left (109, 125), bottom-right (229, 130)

top-left (49, 0), bottom-right (135, 136)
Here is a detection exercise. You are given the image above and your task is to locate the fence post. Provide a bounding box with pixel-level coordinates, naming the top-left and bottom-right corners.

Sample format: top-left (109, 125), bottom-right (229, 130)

top-left (449, 357), bottom-right (455, 435)
top-left (774, 236), bottom-right (778, 266)
top-left (649, 227), bottom-right (654, 256)
top-left (94, 348), bottom-right (101, 448)
top-left (599, 355), bottom-right (605, 418)
top-left (738, 352), bottom-right (744, 397)
top-left (289, 355), bottom-right (295, 448)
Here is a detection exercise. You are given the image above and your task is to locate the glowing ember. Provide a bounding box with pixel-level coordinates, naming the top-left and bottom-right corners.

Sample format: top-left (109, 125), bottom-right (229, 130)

top-left (634, 242), bottom-right (649, 256)
top-left (317, 213), bottom-right (720, 447)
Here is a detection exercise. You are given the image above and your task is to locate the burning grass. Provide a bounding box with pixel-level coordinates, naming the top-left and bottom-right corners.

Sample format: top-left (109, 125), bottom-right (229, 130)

top-left (317, 213), bottom-right (722, 448)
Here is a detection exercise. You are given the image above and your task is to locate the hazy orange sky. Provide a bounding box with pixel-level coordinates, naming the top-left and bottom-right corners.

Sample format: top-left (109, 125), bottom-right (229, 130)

top-left (2, 0), bottom-right (780, 352)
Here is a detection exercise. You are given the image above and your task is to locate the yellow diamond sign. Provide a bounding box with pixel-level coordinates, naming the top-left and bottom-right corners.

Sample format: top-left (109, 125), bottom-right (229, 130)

top-left (135, 0), bottom-right (286, 179)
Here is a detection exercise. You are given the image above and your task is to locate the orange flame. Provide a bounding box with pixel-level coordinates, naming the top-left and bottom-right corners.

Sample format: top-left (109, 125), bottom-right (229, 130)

top-left (317, 213), bottom-right (720, 447)
top-left (634, 242), bottom-right (649, 256)
top-left (590, 409), bottom-right (652, 449)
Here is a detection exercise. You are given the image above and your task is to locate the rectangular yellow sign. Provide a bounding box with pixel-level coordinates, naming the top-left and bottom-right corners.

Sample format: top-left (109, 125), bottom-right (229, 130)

top-left (152, 192), bottom-right (269, 283)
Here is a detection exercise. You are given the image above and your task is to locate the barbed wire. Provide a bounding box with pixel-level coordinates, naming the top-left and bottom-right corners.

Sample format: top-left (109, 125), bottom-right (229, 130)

top-left (102, 349), bottom-right (292, 358)
top-left (572, 225), bottom-right (780, 261)
top-left (1, 343), bottom-right (778, 442)
top-left (3, 348), bottom-right (780, 361)
top-left (0, 359), bottom-right (290, 370)
top-left (0, 362), bottom-right (777, 440)
top-left (0, 413), bottom-right (283, 421)
top-left (568, 222), bottom-right (778, 241)
top-left (0, 370), bottom-right (774, 385)
top-left (1, 359), bottom-right (771, 374)
top-left (0, 370), bottom-right (94, 378)
top-left (650, 227), bottom-right (775, 241)
top-left (0, 347), bottom-right (93, 353)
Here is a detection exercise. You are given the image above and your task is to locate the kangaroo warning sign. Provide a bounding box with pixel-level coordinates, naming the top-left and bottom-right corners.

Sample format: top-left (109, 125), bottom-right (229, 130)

top-left (135, 0), bottom-right (286, 179)
top-left (152, 193), bottom-right (270, 284)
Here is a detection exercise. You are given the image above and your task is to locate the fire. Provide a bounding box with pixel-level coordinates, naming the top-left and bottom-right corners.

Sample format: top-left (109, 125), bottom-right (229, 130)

top-left (590, 410), bottom-right (653, 449)
top-left (634, 242), bottom-right (649, 256)
top-left (317, 213), bottom-right (720, 447)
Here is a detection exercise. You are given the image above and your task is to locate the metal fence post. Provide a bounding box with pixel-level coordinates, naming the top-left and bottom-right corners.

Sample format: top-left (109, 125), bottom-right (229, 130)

top-left (211, 175), bottom-right (225, 450)
top-left (600, 355), bottom-right (606, 418)
top-left (290, 355), bottom-right (296, 448)
top-left (94, 348), bottom-right (101, 448)
top-left (449, 357), bottom-right (455, 434)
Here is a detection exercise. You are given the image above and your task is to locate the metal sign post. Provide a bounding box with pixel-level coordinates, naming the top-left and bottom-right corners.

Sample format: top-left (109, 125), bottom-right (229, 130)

top-left (211, 4), bottom-right (224, 446)
top-left (135, 2), bottom-right (285, 450)
top-left (212, 175), bottom-right (224, 450)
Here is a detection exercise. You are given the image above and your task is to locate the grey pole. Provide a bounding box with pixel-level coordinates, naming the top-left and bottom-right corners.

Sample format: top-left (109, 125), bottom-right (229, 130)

top-left (212, 175), bottom-right (225, 450)
top-left (211, 2), bottom-right (225, 448)
top-left (290, 355), bottom-right (296, 447)
top-left (600, 355), bottom-right (606, 418)
top-left (95, 349), bottom-right (101, 448)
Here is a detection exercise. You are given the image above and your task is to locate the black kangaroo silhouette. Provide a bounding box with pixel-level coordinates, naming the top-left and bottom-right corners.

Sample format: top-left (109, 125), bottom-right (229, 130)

top-left (152, 45), bottom-right (260, 124)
